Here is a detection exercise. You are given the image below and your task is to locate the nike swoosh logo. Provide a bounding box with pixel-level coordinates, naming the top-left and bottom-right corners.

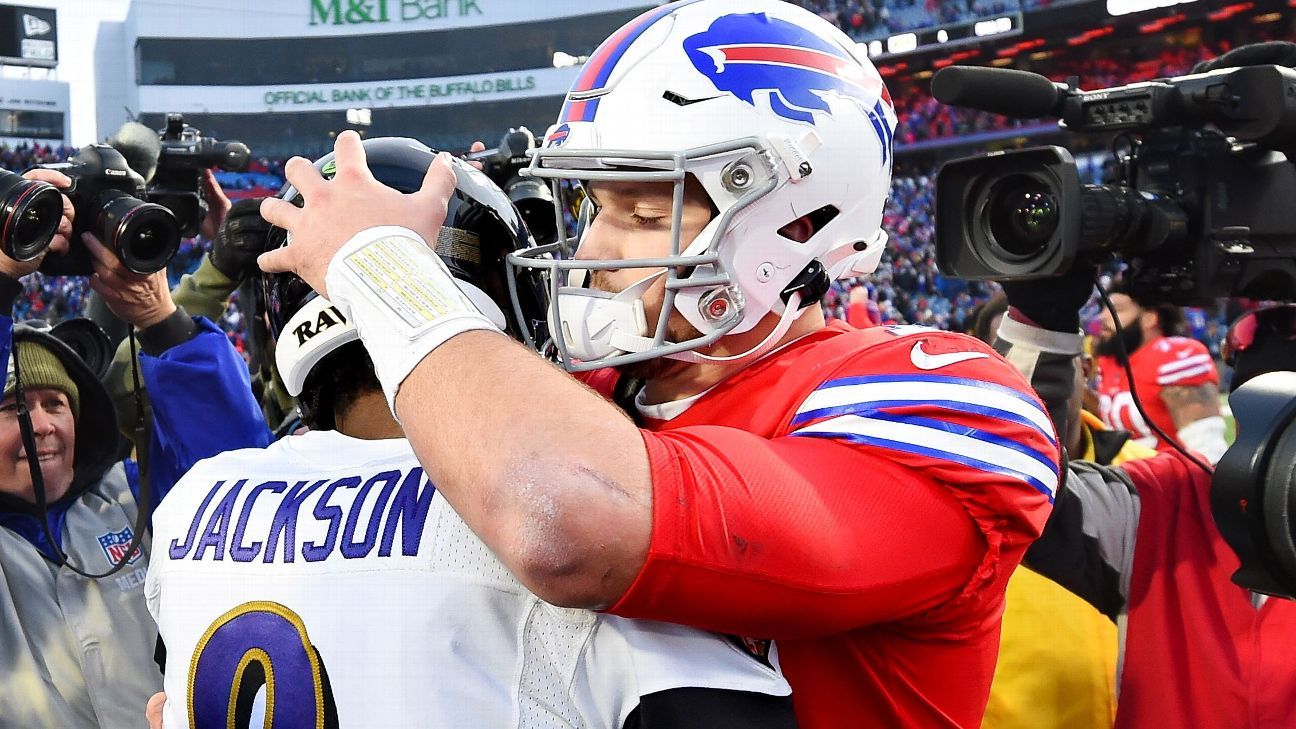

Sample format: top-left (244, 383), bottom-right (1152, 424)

top-left (910, 341), bottom-right (990, 370)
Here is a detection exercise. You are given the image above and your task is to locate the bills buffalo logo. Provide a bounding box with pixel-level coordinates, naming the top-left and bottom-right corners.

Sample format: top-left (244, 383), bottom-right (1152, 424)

top-left (98, 527), bottom-right (141, 567)
top-left (546, 123), bottom-right (571, 148)
top-left (683, 12), bottom-right (894, 163)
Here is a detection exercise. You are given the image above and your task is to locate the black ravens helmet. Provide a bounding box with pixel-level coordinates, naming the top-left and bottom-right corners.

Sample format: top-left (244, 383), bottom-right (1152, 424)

top-left (261, 137), bottom-right (548, 412)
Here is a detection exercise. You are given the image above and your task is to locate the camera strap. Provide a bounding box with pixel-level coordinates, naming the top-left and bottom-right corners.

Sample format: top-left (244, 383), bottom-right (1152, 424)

top-left (15, 331), bottom-right (153, 579)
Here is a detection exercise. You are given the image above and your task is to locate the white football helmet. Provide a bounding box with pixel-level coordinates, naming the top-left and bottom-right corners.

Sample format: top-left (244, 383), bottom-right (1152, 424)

top-left (506, 0), bottom-right (896, 371)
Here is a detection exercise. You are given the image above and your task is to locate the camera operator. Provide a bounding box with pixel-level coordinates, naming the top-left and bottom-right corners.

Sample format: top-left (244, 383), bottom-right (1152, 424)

top-left (971, 289), bottom-right (1143, 729)
top-left (1093, 282), bottom-right (1228, 463)
top-left (991, 265), bottom-right (1296, 729)
top-left (0, 167), bottom-right (269, 729)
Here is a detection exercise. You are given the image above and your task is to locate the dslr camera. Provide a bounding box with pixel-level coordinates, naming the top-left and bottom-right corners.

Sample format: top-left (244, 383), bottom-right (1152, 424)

top-left (150, 113), bottom-right (251, 238)
top-left (932, 64), bottom-right (1296, 306)
top-left (0, 113), bottom-right (252, 276)
top-left (466, 127), bottom-right (557, 246)
top-left (34, 144), bottom-right (181, 275)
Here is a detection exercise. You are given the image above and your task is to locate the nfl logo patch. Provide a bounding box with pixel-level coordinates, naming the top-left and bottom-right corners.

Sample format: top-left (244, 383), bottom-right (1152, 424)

top-left (98, 528), bottom-right (141, 567)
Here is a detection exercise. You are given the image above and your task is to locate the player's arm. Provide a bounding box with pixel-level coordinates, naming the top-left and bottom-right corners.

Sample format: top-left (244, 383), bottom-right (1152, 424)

top-left (1161, 383), bottom-right (1221, 429)
top-left (392, 331), bottom-right (655, 610)
top-left (1156, 347), bottom-right (1227, 462)
top-left (376, 328), bottom-right (1000, 639)
top-left (610, 424), bottom-right (990, 639)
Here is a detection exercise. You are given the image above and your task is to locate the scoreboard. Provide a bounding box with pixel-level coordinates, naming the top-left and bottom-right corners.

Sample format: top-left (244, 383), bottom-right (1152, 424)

top-left (0, 5), bottom-right (56, 68)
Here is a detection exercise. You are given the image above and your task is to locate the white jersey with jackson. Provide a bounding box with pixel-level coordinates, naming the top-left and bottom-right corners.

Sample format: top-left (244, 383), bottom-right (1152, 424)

top-left (146, 430), bottom-right (790, 729)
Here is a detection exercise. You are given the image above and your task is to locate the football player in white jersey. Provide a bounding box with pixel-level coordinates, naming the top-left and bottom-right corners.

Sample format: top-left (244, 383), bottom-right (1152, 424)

top-left (145, 138), bottom-right (794, 729)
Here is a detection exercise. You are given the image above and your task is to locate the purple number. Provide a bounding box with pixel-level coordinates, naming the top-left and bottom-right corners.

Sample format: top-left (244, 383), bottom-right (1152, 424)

top-left (188, 601), bottom-right (337, 729)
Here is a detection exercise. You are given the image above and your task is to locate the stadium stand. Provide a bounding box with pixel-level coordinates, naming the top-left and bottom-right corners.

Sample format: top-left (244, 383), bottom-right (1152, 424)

top-left (0, 20), bottom-right (1256, 359)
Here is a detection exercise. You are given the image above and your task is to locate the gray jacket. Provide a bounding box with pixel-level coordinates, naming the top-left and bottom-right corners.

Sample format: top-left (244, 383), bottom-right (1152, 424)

top-left (0, 463), bottom-right (161, 729)
top-left (0, 324), bottom-right (160, 729)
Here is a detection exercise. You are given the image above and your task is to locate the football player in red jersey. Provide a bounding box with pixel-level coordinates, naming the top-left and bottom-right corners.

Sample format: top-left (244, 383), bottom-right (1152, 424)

top-left (1094, 283), bottom-right (1228, 462)
top-left (257, 2), bottom-right (1059, 726)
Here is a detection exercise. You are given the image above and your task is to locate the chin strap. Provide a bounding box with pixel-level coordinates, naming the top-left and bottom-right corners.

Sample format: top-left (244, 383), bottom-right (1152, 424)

top-left (666, 291), bottom-right (805, 366)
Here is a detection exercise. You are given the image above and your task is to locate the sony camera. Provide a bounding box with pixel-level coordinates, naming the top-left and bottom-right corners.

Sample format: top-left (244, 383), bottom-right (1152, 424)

top-left (149, 113), bottom-right (251, 238)
top-left (466, 127), bottom-right (557, 246)
top-left (932, 63), bottom-right (1296, 306)
top-left (933, 62), bottom-right (1296, 599)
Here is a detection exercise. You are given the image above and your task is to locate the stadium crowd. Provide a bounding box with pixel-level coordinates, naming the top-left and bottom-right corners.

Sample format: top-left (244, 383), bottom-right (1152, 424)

top-left (800, 0), bottom-right (1066, 39)
top-left (0, 18), bottom-right (1263, 362)
top-left (0, 142), bottom-right (1228, 362)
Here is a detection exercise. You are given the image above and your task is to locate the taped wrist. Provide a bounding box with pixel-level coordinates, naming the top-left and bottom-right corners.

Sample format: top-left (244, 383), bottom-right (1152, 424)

top-left (323, 226), bottom-right (499, 410)
top-left (1176, 415), bottom-right (1228, 465)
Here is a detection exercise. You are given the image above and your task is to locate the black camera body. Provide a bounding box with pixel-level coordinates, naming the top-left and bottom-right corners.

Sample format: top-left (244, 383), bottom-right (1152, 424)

top-left (466, 127), bottom-right (556, 246)
top-left (149, 113), bottom-right (251, 238)
top-left (934, 64), bottom-right (1296, 306)
top-left (934, 62), bottom-right (1296, 598)
top-left (38, 144), bottom-right (180, 275)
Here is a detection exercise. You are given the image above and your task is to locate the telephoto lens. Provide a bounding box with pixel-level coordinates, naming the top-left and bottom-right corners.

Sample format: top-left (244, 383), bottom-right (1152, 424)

top-left (0, 169), bottom-right (64, 262)
top-left (93, 189), bottom-right (181, 274)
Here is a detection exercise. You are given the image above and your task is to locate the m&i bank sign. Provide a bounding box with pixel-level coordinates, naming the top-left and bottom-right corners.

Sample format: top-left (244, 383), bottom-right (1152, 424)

top-left (309, 0), bottom-right (484, 25)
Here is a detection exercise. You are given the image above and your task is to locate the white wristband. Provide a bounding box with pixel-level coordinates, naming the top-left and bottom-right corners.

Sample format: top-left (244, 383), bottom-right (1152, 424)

top-left (1176, 415), bottom-right (1228, 465)
top-left (324, 226), bottom-right (499, 409)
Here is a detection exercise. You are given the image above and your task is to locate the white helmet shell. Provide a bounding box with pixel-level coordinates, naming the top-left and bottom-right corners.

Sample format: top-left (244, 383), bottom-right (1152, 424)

top-left (274, 295), bottom-right (358, 398)
top-left (508, 0), bottom-right (895, 370)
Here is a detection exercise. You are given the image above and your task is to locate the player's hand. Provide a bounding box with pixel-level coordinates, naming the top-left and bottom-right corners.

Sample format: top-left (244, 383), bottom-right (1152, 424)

top-left (85, 232), bottom-right (178, 329)
top-left (146, 691), bottom-right (166, 729)
top-left (0, 169), bottom-right (74, 279)
top-left (209, 197), bottom-right (272, 281)
top-left (258, 130), bottom-right (456, 296)
top-left (199, 169), bottom-right (233, 242)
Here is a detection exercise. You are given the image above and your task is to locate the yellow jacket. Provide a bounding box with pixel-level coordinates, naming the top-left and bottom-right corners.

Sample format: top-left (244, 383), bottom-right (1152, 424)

top-left (982, 412), bottom-right (1154, 729)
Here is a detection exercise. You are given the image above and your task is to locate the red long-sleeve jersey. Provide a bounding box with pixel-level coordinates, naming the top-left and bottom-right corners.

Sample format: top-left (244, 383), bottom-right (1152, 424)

top-left (1096, 335), bottom-right (1218, 452)
top-left (601, 322), bottom-right (1059, 728)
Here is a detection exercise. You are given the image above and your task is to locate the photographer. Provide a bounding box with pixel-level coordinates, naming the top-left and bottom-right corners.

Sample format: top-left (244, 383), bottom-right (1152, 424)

top-left (992, 266), bottom-right (1296, 729)
top-left (105, 183), bottom-right (297, 439)
top-left (0, 168), bottom-right (268, 729)
top-left (972, 289), bottom-right (1136, 729)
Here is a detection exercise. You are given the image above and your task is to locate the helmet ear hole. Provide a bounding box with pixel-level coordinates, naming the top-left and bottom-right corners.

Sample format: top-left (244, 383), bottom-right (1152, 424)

top-left (777, 205), bottom-right (840, 243)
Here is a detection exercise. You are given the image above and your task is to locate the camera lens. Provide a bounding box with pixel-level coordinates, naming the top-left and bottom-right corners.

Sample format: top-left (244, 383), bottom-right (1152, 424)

top-left (0, 170), bottom-right (62, 261)
top-left (504, 177), bottom-right (558, 247)
top-left (95, 189), bottom-right (181, 274)
top-left (986, 175), bottom-right (1060, 257)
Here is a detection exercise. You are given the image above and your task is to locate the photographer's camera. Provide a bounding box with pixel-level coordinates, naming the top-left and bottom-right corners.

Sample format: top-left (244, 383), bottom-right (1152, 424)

top-left (466, 127), bottom-right (557, 246)
top-left (0, 170), bottom-right (65, 263)
top-left (38, 144), bottom-right (180, 275)
top-left (0, 113), bottom-right (253, 276)
top-left (150, 113), bottom-right (250, 238)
